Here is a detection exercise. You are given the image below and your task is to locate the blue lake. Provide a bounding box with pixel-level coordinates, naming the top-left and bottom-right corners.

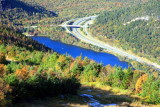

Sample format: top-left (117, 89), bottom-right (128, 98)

top-left (32, 36), bottom-right (129, 68)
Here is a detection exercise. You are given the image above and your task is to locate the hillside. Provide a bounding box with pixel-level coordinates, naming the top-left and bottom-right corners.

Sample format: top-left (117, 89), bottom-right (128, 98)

top-left (0, 0), bottom-right (160, 106)
top-left (0, 26), bottom-right (159, 106)
top-left (91, 0), bottom-right (160, 64)
top-left (0, 26), bottom-right (51, 52)
top-left (0, 26), bottom-right (81, 105)
top-left (1, 0), bottom-right (148, 47)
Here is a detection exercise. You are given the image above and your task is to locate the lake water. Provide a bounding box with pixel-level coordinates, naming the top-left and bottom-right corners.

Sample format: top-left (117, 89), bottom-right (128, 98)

top-left (32, 36), bottom-right (129, 68)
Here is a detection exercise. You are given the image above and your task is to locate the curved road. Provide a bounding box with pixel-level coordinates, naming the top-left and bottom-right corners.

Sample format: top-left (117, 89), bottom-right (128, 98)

top-left (61, 16), bottom-right (160, 71)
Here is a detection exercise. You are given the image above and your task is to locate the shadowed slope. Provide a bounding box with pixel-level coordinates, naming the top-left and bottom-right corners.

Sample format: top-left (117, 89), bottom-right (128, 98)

top-left (9, 0), bottom-right (57, 17)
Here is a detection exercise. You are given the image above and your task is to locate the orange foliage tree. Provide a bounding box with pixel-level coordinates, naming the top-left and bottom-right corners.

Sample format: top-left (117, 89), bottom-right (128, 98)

top-left (15, 67), bottom-right (29, 80)
top-left (0, 64), bottom-right (5, 76)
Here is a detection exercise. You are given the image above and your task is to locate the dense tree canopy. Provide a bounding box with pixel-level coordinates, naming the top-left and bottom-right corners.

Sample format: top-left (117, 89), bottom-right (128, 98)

top-left (0, 26), bottom-right (159, 105)
top-left (0, 0), bottom-right (159, 106)
top-left (92, 0), bottom-right (160, 64)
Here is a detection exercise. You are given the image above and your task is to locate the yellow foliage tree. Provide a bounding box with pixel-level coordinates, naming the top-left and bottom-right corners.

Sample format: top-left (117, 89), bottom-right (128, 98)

top-left (57, 55), bottom-right (66, 63)
top-left (135, 74), bottom-right (148, 93)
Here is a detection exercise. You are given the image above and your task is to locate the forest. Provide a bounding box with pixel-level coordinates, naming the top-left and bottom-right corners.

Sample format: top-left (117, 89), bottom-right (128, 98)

top-left (0, 0), bottom-right (148, 51)
top-left (0, 26), bottom-right (159, 106)
top-left (1, 0), bottom-right (154, 72)
top-left (0, 0), bottom-right (159, 106)
top-left (91, 0), bottom-right (160, 64)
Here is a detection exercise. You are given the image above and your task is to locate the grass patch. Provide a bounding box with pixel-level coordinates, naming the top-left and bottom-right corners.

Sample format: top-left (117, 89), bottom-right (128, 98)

top-left (80, 82), bottom-right (159, 107)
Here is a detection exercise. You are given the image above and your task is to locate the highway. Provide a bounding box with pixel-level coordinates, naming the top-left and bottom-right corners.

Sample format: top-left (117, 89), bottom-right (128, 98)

top-left (61, 16), bottom-right (160, 71)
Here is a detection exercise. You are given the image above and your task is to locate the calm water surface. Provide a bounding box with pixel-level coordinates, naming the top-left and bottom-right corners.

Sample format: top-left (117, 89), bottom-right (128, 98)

top-left (32, 36), bottom-right (129, 68)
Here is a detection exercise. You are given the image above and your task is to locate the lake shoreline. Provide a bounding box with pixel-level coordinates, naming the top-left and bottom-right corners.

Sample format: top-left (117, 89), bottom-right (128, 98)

top-left (31, 35), bottom-right (158, 72)
top-left (31, 36), bottom-right (129, 69)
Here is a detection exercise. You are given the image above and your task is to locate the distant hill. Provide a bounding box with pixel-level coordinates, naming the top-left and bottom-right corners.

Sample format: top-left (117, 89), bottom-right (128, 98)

top-left (97, 0), bottom-right (159, 24)
top-left (92, 0), bottom-right (160, 64)
top-left (0, 26), bottom-right (52, 52)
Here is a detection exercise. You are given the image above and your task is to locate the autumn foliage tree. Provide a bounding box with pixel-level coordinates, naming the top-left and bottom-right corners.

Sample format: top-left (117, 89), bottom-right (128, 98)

top-left (0, 78), bottom-right (11, 106)
top-left (135, 74), bottom-right (148, 93)
top-left (0, 53), bottom-right (6, 64)
top-left (0, 64), bottom-right (5, 77)
top-left (15, 67), bottom-right (29, 80)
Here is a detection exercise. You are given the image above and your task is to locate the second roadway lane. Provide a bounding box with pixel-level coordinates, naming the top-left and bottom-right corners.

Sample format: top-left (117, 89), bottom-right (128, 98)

top-left (61, 16), bottom-right (160, 71)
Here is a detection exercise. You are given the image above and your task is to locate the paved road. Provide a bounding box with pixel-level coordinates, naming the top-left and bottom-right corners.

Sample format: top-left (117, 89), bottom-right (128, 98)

top-left (61, 16), bottom-right (160, 71)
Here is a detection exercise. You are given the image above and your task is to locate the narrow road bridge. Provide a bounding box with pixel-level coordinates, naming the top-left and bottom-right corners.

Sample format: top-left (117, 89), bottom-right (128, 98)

top-left (59, 25), bottom-right (86, 28)
top-left (60, 16), bottom-right (160, 71)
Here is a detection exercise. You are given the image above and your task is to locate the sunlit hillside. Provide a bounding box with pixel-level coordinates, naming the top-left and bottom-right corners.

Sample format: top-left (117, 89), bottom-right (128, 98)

top-left (0, 0), bottom-right (159, 106)
top-left (92, 0), bottom-right (160, 65)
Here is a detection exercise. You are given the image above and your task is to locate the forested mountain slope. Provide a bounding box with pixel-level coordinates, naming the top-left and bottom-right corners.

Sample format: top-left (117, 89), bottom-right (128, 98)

top-left (92, 0), bottom-right (160, 64)
top-left (0, 26), bottom-right (81, 105)
top-left (1, 0), bottom-right (147, 39)
top-left (0, 0), bottom-right (159, 105)
top-left (0, 26), bottom-right (51, 52)
top-left (0, 26), bottom-right (159, 106)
